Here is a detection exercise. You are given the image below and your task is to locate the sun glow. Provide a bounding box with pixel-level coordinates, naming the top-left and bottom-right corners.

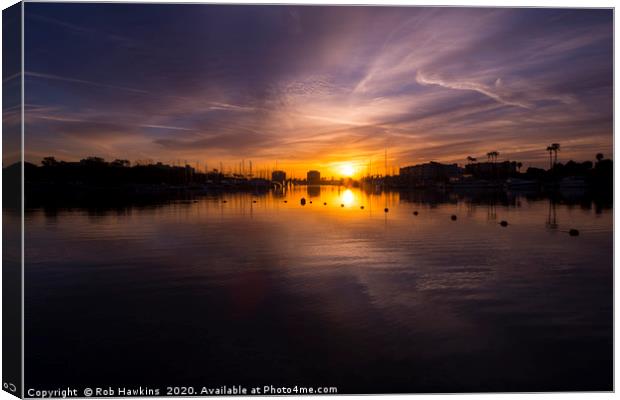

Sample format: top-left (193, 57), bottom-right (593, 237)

top-left (339, 164), bottom-right (355, 177)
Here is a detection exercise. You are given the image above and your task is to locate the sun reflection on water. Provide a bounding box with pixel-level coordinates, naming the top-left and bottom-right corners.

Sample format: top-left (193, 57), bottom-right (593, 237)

top-left (341, 189), bottom-right (355, 207)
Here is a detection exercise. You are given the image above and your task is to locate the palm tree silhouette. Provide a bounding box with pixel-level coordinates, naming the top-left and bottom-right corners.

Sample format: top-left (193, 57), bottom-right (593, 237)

top-left (550, 143), bottom-right (560, 166)
top-left (486, 152), bottom-right (499, 179)
top-left (466, 156), bottom-right (477, 164)
top-left (596, 153), bottom-right (604, 163)
top-left (486, 151), bottom-right (499, 163)
top-left (546, 145), bottom-right (554, 169)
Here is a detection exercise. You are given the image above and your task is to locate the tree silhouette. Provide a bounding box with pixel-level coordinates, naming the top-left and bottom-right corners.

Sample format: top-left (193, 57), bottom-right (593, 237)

top-left (550, 143), bottom-right (560, 166)
top-left (546, 145), bottom-right (554, 169)
top-left (486, 151), bottom-right (499, 163)
top-left (41, 156), bottom-right (58, 167)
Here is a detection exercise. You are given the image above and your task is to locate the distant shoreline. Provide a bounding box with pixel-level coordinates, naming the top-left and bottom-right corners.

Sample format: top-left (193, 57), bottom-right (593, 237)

top-left (2, 156), bottom-right (612, 210)
top-left (10, 181), bottom-right (610, 211)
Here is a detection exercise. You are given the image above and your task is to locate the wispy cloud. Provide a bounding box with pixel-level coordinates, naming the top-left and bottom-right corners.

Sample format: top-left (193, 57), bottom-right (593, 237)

top-left (27, 13), bottom-right (135, 44)
top-left (22, 5), bottom-right (612, 173)
top-left (26, 71), bottom-right (149, 94)
top-left (415, 71), bottom-right (531, 109)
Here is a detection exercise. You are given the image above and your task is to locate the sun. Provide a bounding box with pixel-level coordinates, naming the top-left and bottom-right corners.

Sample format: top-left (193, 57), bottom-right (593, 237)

top-left (339, 164), bottom-right (355, 177)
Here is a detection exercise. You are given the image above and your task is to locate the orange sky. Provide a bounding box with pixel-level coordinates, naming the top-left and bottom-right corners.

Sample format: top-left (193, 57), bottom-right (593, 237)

top-left (13, 6), bottom-right (613, 178)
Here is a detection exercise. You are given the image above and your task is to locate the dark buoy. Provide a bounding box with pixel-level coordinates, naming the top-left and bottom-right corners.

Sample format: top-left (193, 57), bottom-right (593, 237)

top-left (384, 208), bottom-right (389, 213)
top-left (451, 215), bottom-right (457, 221)
top-left (323, 202), bottom-right (327, 206)
top-left (569, 229), bottom-right (580, 236)
top-left (284, 200), bottom-right (288, 203)
top-left (309, 201), bottom-right (313, 204)
top-left (413, 211), bottom-right (418, 216)
top-left (300, 198), bottom-right (306, 206)
top-left (253, 200), bottom-right (257, 203)
top-left (500, 220), bottom-right (508, 227)
top-left (341, 204), bottom-right (345, 207)
top-left (222, 200), bottom-right (228, 203)
top-left (360, 206), bottom-right (365, 210)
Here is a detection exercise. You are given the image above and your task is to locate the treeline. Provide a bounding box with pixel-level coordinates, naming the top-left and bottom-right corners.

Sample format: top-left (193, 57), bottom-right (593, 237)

top-left (24, 156), bottom-right (232, 186)
top-left (360, 152), bottom-right (613, 191)
top-left (522, 153), bottom-right (612, 188)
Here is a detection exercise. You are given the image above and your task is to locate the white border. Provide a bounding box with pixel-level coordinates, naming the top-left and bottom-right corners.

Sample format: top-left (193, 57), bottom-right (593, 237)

top-left (0, 2), bottom-right (616, 400)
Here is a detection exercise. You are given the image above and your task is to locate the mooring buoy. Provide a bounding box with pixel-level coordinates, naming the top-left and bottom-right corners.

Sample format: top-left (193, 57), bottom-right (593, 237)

top-left (413, 211), bottom-right (418, 216)
top-left (300, 198), bottom-right (306, 206)
top-left (384, 208), bottom-right (389, 213)
top-left (500, 220), bottom-right (508, 227)
top-left (360, 206), bottom-right (364, 210)
top-left (569, 229), bottom-right (580, 236)
top-left (451, 215), bottom-right (457, 221)
top-left (323, 202), bottom-right (327, 206)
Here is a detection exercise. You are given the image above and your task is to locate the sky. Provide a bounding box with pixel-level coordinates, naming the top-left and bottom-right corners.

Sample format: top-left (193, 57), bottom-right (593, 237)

top-left (20, 4), bottom-right (613, 177)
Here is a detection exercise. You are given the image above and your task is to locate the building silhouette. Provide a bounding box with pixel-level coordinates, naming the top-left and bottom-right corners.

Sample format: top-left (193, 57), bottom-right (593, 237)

top-left (465, 161), bottom-right (517, 179)
top-left (307, 170), bottom-right (321, 185)
top-left (399, 161), bottom-right (460, 185)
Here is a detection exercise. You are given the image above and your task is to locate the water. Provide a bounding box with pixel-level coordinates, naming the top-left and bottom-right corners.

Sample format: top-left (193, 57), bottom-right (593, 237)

top-left (24, 186), bottom-right (612, 392)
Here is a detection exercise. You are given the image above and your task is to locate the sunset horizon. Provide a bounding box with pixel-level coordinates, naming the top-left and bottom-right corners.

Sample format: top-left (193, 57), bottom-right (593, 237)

top-left (6, 5), bottom-right (612, 176)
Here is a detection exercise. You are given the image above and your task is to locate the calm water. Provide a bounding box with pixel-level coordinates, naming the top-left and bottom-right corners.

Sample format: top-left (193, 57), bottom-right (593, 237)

top-left (24, 186), bottom-right (612, 392)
